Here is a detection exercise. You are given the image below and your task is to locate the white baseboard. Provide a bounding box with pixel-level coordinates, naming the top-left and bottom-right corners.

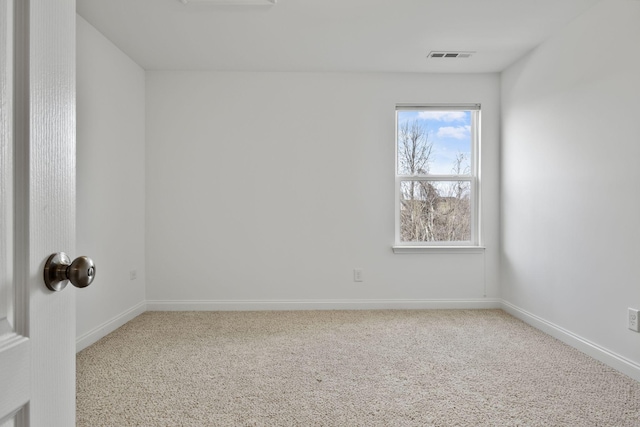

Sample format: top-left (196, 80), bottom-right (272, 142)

top-left (501, 300), bottom-right (640, 382)
top-left (76, 301), bottom-right (147, 353)
top-left (145, 298), bottom-right (502, 311)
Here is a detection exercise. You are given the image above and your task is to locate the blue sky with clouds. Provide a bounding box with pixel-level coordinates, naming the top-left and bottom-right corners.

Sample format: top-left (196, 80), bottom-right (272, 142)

top-left (397, 110), bottom-right (471, 175)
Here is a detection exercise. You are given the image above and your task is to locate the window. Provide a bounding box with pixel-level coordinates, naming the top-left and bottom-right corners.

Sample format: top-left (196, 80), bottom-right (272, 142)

top-left (394, 105), bottom-right (480, 250)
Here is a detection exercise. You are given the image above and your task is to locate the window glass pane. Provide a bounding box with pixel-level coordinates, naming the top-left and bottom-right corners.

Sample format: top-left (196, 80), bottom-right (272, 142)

top-left (397, 110), bottom-right (472, 175)
top-left (399, 180), bottom-right (471, 242)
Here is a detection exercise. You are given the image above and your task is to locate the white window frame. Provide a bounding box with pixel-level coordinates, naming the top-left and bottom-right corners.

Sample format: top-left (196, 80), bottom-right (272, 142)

top-left (393, 104), bottom-right (482, 253)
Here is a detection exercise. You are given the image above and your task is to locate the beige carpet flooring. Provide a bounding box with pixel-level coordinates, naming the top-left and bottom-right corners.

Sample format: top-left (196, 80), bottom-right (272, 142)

top-left (76, 310), bottom-right (640, 426)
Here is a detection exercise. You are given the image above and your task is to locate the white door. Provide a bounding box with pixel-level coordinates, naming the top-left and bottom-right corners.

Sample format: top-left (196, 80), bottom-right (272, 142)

top-left (0, 0), bottom-right (76, 426)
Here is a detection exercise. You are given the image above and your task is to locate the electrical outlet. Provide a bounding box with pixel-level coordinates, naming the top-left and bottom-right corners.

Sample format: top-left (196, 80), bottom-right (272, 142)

top-left (629, 308), bottom-right (639, 332)
top-left (353, 268), bottom-right (363, 282)
top-left (130, 270), bottom-right (137, 281)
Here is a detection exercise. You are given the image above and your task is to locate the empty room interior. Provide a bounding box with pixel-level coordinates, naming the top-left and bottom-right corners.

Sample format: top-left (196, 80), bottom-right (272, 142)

top-left (73, 0), bottom-right (640, 424)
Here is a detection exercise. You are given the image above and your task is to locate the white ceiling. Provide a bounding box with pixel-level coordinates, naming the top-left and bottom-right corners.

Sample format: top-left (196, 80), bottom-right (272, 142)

top-left (76, 0), bottom-right (600, 73)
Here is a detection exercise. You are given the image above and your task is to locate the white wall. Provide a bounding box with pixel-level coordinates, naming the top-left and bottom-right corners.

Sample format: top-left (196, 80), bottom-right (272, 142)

top-left (501, 0), bottom-right (640, 372)
top-left (76, 16), bottom-right (146, 350)
top-left (145, 71), bottom-right (500, 308)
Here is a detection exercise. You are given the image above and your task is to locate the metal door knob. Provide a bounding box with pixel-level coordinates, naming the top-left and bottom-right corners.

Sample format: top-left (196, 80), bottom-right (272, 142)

top-left (44, 252), bottom-right (96, 292)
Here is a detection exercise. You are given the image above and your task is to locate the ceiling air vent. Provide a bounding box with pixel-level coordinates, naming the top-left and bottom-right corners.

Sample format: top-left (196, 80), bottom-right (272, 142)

top-left (427, 51), bottom-right (474, 59)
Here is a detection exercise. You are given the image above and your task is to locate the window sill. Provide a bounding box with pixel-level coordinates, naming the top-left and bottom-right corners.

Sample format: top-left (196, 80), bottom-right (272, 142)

top-left (392, 246), bottom-right (485, 254)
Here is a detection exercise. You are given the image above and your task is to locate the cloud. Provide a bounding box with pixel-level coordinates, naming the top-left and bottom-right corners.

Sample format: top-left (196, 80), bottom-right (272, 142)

top-left (437, 125), bottom-right (471, 139)
top-left (417, 111), bottom-right (467, 122)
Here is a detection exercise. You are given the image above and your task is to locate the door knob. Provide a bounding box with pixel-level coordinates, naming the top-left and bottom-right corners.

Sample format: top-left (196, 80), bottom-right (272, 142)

top-left (44, 252), bottom-right (96, 292)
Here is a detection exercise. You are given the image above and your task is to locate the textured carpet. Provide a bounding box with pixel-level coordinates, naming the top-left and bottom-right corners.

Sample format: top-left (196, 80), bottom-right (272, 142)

top-left (76, 310), bottom-right (640, 426)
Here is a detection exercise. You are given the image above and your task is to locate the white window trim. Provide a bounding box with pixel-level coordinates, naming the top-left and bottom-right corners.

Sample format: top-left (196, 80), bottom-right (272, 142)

top-left (392, 246), bottom-right (485, 254)
top-left (393, 104), bottom-right (481, 252)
